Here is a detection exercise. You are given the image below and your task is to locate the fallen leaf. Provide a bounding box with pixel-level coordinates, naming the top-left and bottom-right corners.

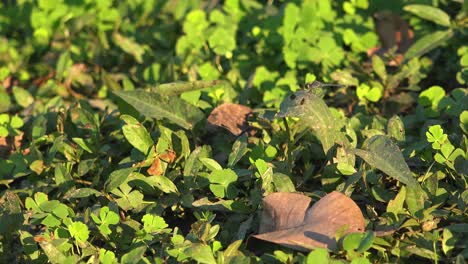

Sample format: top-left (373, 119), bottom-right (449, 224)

top-left (160, 150), bottom-right (177, 163)
top-left (147, 158), bottom-right (163, 176)
top-left (251, 191), bottom-right (365, 251)
top-left (368, 11), bottom-right (414, 66)
top-left (207, 103), bottom-right (253, 136)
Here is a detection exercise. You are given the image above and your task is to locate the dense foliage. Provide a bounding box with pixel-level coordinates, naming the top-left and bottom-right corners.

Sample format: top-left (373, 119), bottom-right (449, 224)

top-left (0, 0), bottom-right (467, 263)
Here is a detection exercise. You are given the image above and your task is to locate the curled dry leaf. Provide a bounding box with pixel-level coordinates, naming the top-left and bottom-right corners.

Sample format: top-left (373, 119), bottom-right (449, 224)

top-left (368, 11), bottom-right (414, 66)
top-left (207, 103), bottom-right (253, 136)
top-left (147, 158), bottom-right (163, 176)
top-left (251, 191), bottom-right (365, 251)
top-left (160, 150), bottom-right (177, 163)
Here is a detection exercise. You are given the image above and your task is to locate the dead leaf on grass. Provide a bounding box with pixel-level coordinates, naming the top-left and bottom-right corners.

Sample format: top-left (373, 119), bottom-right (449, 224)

top-left (368, 11), bottom-right (414, 66)
top-left (207, 103), bottom-right (253, 136)
top-left (251, 191), bottom-right (365, 251)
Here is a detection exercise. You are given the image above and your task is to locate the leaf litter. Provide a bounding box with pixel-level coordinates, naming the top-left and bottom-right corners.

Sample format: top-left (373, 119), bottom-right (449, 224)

top-left (207, 103), bottom-right (254, 136)
top-left (250, 191), bottom-right (365, 251)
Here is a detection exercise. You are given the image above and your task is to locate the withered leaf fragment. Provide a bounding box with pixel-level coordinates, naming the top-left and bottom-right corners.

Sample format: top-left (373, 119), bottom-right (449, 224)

top-left (207, 103), bottom-right (253, 136)
top-left (251, 191), bottom-right (365, 251)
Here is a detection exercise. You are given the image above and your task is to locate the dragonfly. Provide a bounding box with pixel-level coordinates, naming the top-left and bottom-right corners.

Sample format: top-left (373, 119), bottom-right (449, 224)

top-left (300, 80), bottom-right (344, 98)
top-left (303, 80), bottom-right (344, 90)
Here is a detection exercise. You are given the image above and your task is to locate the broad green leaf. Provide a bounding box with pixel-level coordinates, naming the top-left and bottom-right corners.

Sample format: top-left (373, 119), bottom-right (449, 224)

top-left (228, 134), bottom-right (248, 167)
top-left (387, 186), bottom-right (406, 215)
top-left (112, 33), bottom-right (145, 63)
top-left (352, 135), bottom-right (418, 188)
top-left (142, 214), bottom-right (168, 233)
top-left (405, 184), bottom-right (426, 219)
top-left (442, 228), bottom-right (455, 256)
top-left (306, 248), bottom-right (330, 264)
top-left (39, 241), bottom-right (70, 264)
top-left (343, 232), bottom-right (363, 251)
top-left (404, 5), bottom-right (451, 27)
top-left (387, 115), bottom-right (405, 143)
top-left (101, 70), bottom-right (122, 91)
top-left (276, 90), bottom-right (343, 154)
top-left (404, 30), bottom-right (453, 61)
top-left (199, 157), bottom-right (223, 171)
top-left (272, 173), bottom-right (296, 192)
top-left (460, 110), bottom-right (468, 134)
top-left (121, 245), bottom-right (147, 264)
top-left (356, 231), bottom-right (374, 252)
top-left (184, 243), bottom-right (216, 264)
top-left (68, 221), bottom-right (89, 243)
top-left (351, 257), bottom-right (371, 264)
top-left (105, 168), bottom-right (134, 192)
top-left (145, 175), bottom-right (179, 194)
top-left (372, 56), bottom-right (386, 82)
top-left (12, 86), bottom-right (34, 108)
top-left (151, 80), bottom-right (228, 96)
top-left (114, 90), bottom-right (204, 130)
top-left (121, 115), bottom-right (154, 154)
top-left (209, 169), bottom-right (238, 199)
top-left (100, 249), bottom-right (117, 264)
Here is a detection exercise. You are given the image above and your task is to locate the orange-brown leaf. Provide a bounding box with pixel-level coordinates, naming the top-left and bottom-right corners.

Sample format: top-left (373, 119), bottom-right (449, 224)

top-left (251, 191), bottom-right (365, 251)
top-left (147, 158), bottom-right (163, 176)
top-left (207, 103), bottom-right (253, 136)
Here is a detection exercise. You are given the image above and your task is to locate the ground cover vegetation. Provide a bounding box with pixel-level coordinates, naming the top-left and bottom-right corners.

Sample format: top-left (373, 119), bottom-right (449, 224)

top-left (0, 0), bottom-right (467, 263)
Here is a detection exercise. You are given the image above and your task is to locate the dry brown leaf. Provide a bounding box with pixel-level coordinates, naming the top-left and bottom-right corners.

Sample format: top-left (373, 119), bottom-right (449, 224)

top-left (207, 103), bottom-right (253, 136)
top-left (147, 158), bottom-right (163, 176)
top-left (160, 150), bottom-right (177, 163)
top-left (368, 11), bottom-right (414, 66)
top-left (251, 191), bottom-right (365, 251)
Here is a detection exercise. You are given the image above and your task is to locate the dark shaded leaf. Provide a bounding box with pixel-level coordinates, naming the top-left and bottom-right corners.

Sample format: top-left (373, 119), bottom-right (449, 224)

top-left (114, 90), bottom-right (204, 129)
top-left (352, 135), bottom-right (418, 188)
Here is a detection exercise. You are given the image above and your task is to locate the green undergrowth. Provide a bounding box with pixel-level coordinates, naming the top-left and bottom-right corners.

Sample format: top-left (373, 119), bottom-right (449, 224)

top-left (0, 0), bottom-right (467, 263)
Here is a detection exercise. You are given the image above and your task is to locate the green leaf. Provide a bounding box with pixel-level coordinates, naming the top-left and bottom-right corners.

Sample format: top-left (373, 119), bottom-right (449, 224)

top-left (112, 33), bottom-right (145, 63)
top-left (372, 56), bottom-right (387, 82)
top-left (184, 243), bottom-right (216, 264)
top-left (276, 90), bottom-right (343, 154)
top-left (151, 80), bottom-right (228, 96)
top-left (387, 115), bottom-right (405, 143)
top-left (442, 228), bottom-right (455, 256)
top-left (12, 86), bottom-right (34, 108)
top-left (460, 110), bottom-right (468, 134)
top-left (356, 231), bottom-right (374, 252)
top-left (68, 221), bottom-right (89, 243)
top-left (39, 241), bottom-right (70, 264)
top-left (352, 135), bottom-right (418, 188)
top-left (208, 28), bottom-right (236, 55)
top-left (142, 214), bottom-right (168, 233)
top-left (404, 5), bottom-right (451, 27)
top-left (405, 185), bottom-right (426, 219)
top-left (351, 257), bottom-right (371, 264)
top-left (209, 169), bottom-right (238, 199)
top-left (100, 249), bottom-right (117, 264)
top-left (105, 168), bottom-right (134, 192)
top-left (121, 245), bottom-right (147, 264)
top-left (121, 115), bottom-right (154, 154)
top-left (272, 173), bottom-right (296, 192)
top-left (228, 134), bottom-right (249, 167)
top-left (387, 186), bottom-right (406, 215)
top-left (199, 157), bottom-right (223, 171)
top-left (114, 90), bottom-right (204, 130)
top-left (404, 30), bottom-right (453, 61)
top-left (145, 175), bottom-right (179, 194)
top-left (306, 248), bottom-right (330, 264)
top-left (343, 232), bottom-right (363, 251)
